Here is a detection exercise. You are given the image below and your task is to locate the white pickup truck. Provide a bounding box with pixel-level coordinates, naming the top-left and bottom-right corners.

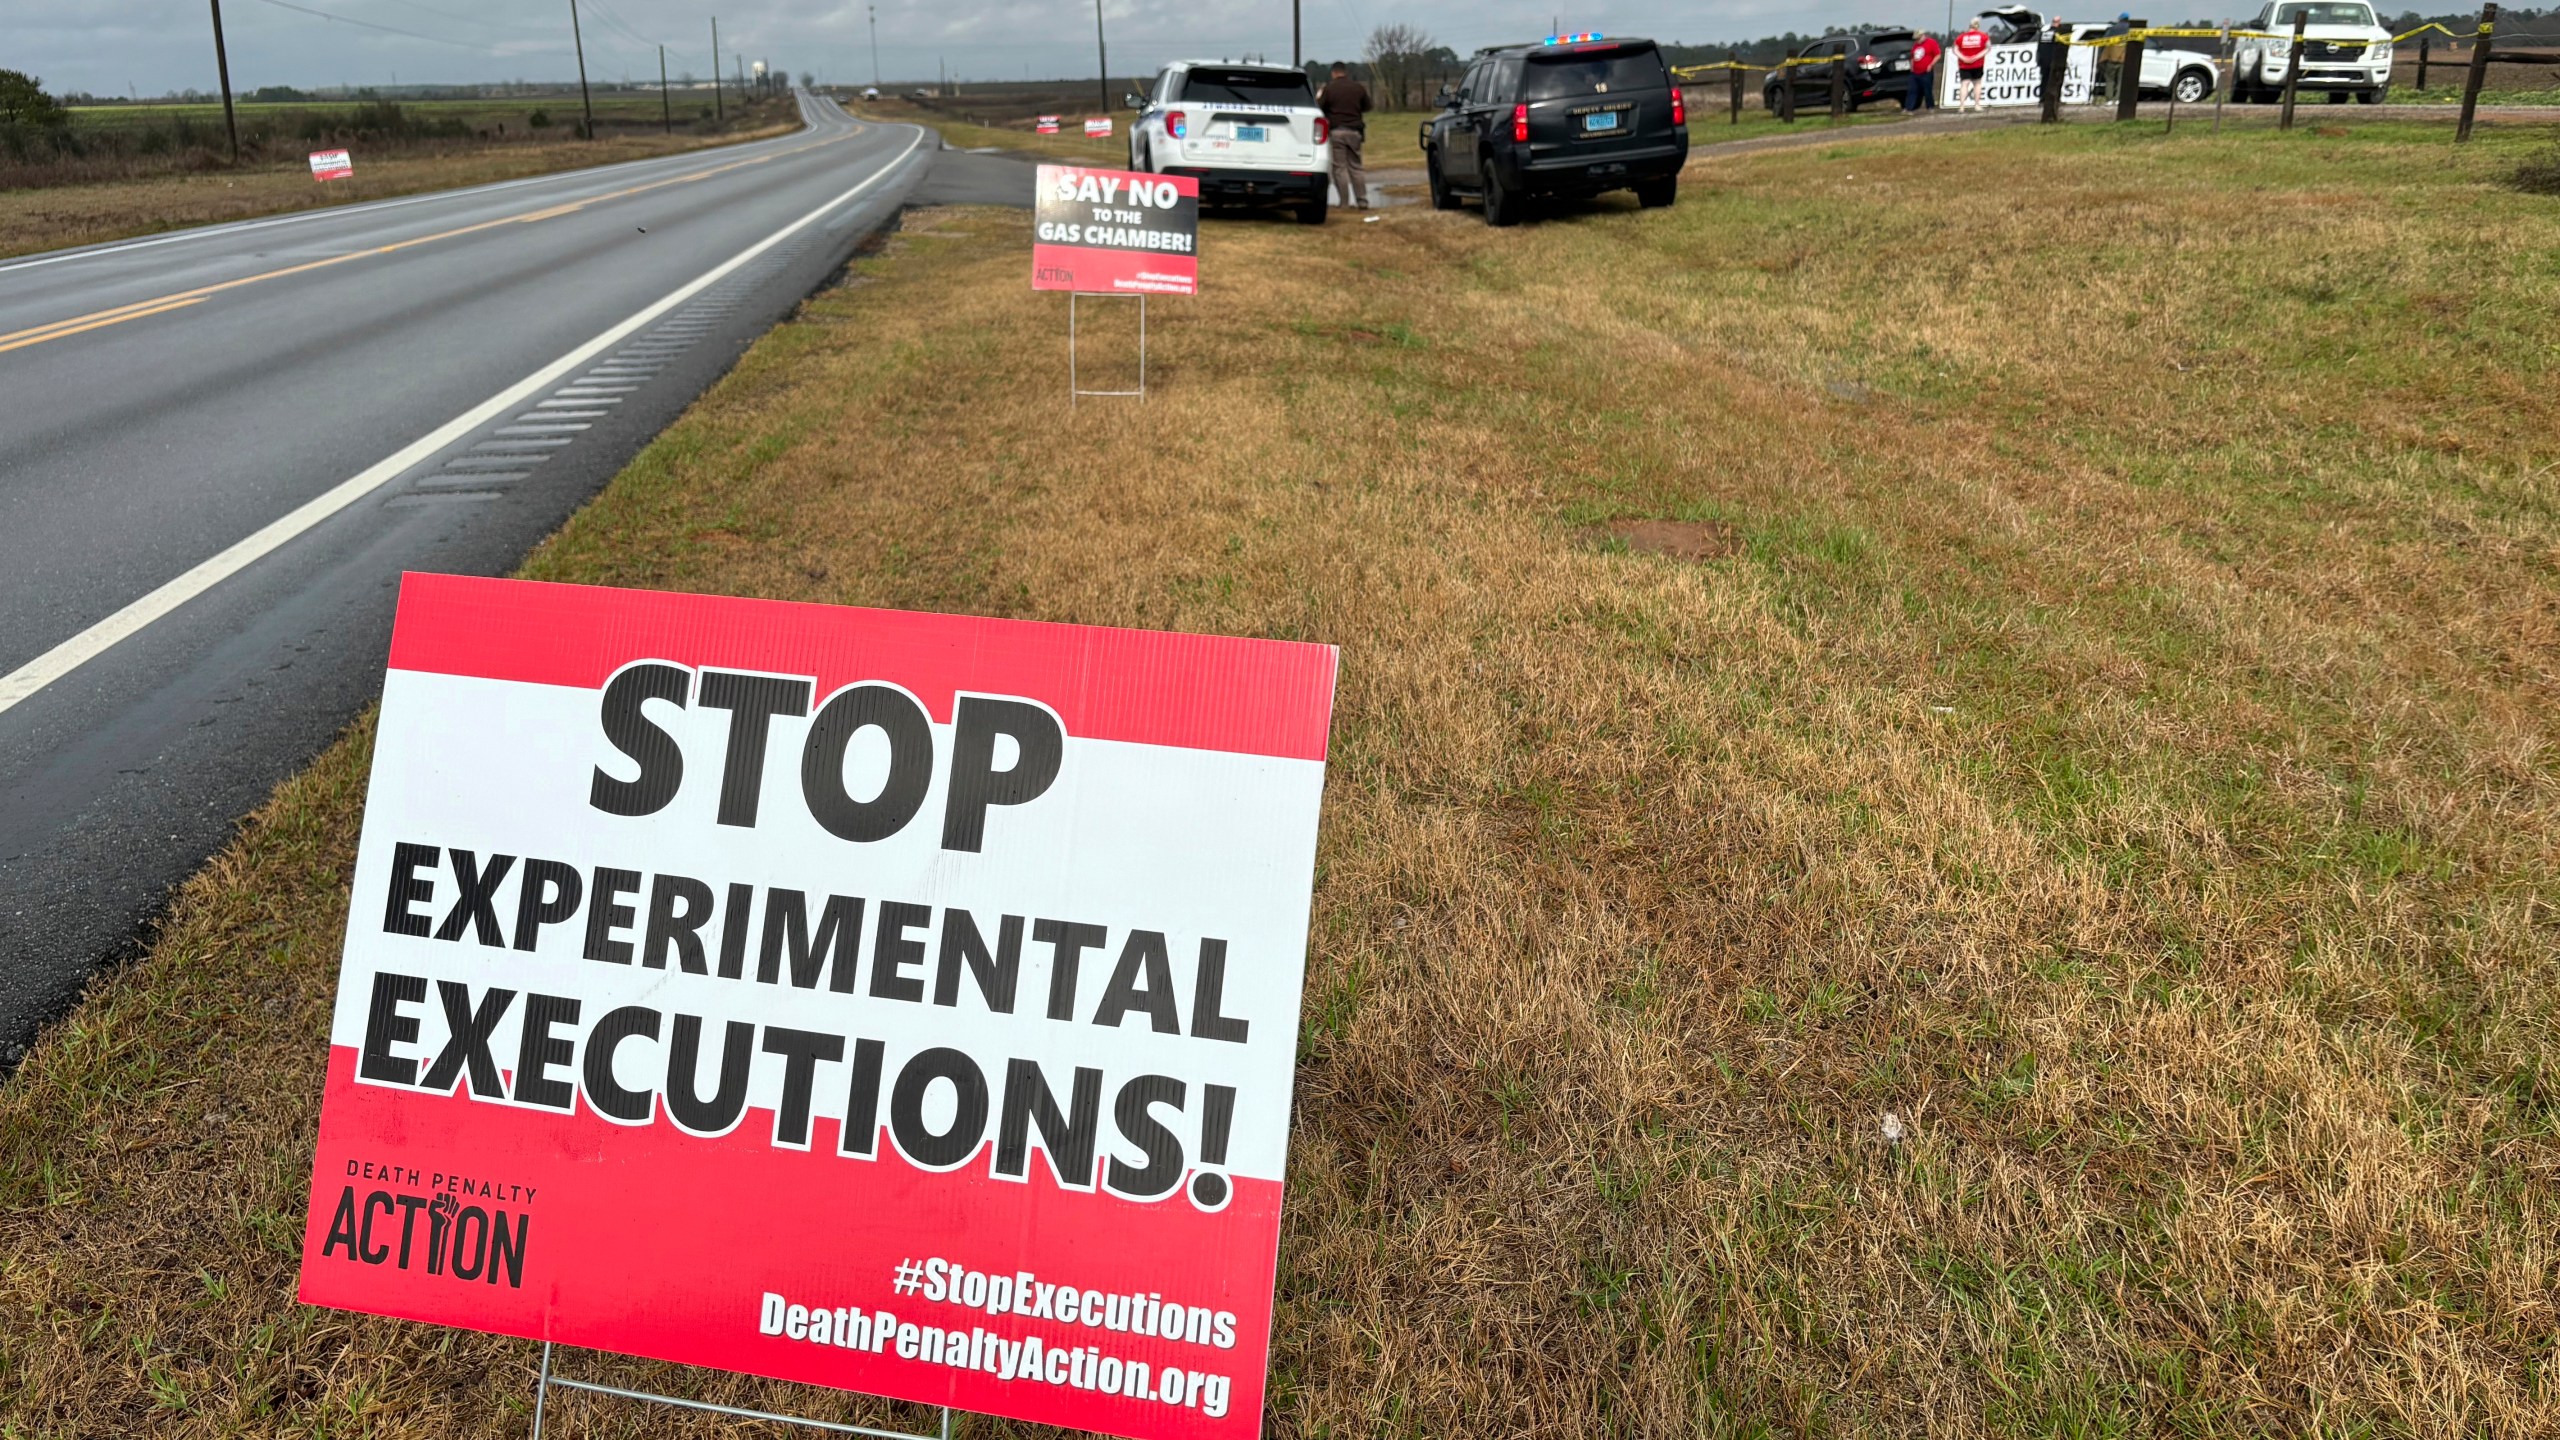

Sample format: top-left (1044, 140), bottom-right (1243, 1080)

top-left (2230, 0), bottom-right (2395, 103)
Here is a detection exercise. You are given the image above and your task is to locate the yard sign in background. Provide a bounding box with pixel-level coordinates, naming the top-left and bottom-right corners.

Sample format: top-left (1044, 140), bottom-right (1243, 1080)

top-left (1033, 164), bottom-right (1200, 297)
top-left (298, 573), bottom-right (1337, 1440)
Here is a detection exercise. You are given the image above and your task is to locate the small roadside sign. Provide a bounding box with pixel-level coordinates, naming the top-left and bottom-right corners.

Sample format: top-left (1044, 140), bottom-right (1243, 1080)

top-left (1084, 117), bottom-right (1114, 138)
top-left (1033, 164), bottom-right (1200, 297)
top-left (297, 573), bottom-right (1335, 1440)
top-left (309, 148), bottom-right (354, 182)
top-left (1036, 115), bottom-right (1061, 134)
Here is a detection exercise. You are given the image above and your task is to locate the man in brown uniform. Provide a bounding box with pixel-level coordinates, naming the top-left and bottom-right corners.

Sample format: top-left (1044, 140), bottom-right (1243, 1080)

top-left (1315, 61), bottom-right (1372, 210)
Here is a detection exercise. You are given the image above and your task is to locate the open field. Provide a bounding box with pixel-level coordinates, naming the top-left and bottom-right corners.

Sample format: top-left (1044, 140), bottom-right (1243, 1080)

top-left (0, 97), bottom-right (798, 262)
top-left (6, 116), bottom-right (2560, 1436)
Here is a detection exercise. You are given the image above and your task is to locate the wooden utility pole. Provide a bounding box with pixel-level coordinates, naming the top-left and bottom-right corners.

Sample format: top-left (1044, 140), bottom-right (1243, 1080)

top-left (2458, 4), bottom-right (2496, 141)
top-left (659, 45), bottom-right (671, 132)
top-left (208, 0), bottom-right (239, 164)
top-left (2117, 19), bottom-right (2147, 120)
top-left (568, 0), bottom-right (594, 139)
top-left (1293, 0), bottom-right (1301, 68)
top-left (2279, 9), bottom-right (2305, 128)
top-left (1094, 0), bottom-right (1111, 113)
top-left (712, 16), bottom-right (723, 120)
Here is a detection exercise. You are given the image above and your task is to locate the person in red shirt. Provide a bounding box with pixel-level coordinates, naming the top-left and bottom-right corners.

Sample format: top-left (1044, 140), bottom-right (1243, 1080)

top-left (1906, 32), bottom-right (1944, 111)
top-left (1953, 24), bottom-right (1992, 110)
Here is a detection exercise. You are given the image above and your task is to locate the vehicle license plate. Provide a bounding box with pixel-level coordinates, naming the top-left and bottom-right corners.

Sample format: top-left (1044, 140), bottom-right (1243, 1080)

top-left (1235, 124), bottom-right (1268, 142)
top-left (1584, 111), bottom-right (1620, 132)
top-left (1892, 59), bottom-right (1911, 70)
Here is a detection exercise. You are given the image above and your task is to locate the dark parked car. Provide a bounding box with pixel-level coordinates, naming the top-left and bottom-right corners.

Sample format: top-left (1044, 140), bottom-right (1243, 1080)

top-left (1420, 35), bottom-right (1689, 226)
top-left (1761, 29), bottom-right (1922, 112)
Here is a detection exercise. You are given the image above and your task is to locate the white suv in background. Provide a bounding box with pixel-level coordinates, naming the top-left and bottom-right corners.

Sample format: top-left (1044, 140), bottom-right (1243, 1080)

top-left (2232, 0), bottom-right (2395, 103)
top-left (1127, 60), bottom-right (1331, 224)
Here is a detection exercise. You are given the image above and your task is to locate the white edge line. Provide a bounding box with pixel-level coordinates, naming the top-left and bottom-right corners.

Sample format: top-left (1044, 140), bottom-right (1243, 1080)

top-left (0, 124), bottom-right (925, 719)
top-left (0, 97), bottom-right (854, 278)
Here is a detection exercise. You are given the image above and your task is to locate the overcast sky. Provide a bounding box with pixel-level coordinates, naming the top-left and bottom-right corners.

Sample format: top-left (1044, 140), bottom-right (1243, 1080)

top-left (19, 0), bottom-right (1957, 97)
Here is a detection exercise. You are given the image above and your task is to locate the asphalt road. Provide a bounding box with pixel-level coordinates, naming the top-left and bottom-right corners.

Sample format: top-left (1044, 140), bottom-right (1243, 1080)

top-left (0, 94), bottom-right (938, 1063)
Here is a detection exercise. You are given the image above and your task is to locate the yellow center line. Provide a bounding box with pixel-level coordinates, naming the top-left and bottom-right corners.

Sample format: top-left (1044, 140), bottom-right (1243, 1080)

top-left (0, 297), bottom-right (209, 354)
top-left (0, 130), bottom-right (856, 355)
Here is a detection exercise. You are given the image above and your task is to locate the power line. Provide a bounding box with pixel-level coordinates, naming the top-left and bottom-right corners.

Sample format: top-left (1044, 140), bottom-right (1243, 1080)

top-left (241, 0), bottom-right (525, 52)
top-left (374, 0), bottom-right (555, 35)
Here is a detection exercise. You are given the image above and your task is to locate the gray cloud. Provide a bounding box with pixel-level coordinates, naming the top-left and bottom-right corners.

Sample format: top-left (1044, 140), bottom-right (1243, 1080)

top-left (16, 0), bottom-right (1945, 97)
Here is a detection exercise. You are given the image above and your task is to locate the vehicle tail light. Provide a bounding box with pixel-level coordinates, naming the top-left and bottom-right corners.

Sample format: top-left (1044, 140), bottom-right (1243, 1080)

top-left (1314, 116), bottom-right (1328, 144)
top-left (1858, 52), bottom-right (1879, 67)
top-left (1670, 85), bottom-right (1686, 125)
top-left (1168, 109), bottom-right (1187, 139)
top-left (1512, 103), bottom-right (1530, 141)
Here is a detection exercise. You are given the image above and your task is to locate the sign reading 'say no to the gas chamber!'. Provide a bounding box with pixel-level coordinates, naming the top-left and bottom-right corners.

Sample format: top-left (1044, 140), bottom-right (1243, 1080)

top-left (1033, 163), bottom-right (1200, 296)
top-left (298, 573), bottom-right (1337, 1440)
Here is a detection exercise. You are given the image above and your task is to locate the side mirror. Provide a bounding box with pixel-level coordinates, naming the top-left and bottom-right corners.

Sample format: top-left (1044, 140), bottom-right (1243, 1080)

top-left (1124, 91), bottom-right (1146, 109)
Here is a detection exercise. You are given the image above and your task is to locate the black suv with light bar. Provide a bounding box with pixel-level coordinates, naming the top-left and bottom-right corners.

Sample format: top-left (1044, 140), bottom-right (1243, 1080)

top-left (1420, 34), bottom-right (1689, 226)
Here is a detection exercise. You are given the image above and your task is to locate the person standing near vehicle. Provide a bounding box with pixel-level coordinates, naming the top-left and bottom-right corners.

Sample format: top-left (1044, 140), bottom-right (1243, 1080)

top-left (1953, 22), bottom-right (1992, 110)
top-left (1907, 30), bottom-right (1944, 110)
top-left (1316, 61), bottom-right (1371, 210)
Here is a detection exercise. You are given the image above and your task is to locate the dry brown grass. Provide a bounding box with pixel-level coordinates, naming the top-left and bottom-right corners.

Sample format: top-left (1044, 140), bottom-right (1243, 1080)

top-left (0, 117), bottom-right (799, 262)
top-left (6, 118), bottom-right (2560, 1437)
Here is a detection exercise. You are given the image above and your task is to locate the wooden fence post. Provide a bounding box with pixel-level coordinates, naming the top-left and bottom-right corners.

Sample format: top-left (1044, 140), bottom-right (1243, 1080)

top-left (2041, 29), bottom-right (2065, 122)
top-left (1730, 51), bottom-right (1743, 124)
top-left (2459, 3), bottom-right (2497, 141)
top-left (2417, 32), bottom-right (2430, 89)
top-left (2279, 9), bottom-right (2305, 128)
top-left (2214, 21), bottom-right (2230, 131)
top-left (1830, 53), bottom-right (1847, 120)
top-left (2118, 20), bottom-right (2148, 120)
top-left (1779, 59), bottom-right (1797, 122)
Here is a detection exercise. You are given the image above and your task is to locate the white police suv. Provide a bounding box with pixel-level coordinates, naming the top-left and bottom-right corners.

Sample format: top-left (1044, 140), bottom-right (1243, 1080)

top-left (1125, 60), bottom-right (1331, 225)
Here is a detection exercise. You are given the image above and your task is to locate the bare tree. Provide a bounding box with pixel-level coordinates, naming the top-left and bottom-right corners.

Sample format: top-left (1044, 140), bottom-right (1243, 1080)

top-left (1365, 23), bottom-right (1436, 110)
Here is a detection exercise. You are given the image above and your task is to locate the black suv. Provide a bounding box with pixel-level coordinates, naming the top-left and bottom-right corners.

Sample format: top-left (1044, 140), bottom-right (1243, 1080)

top-left (1761, 29), bottom-right (1921, 112)
top-left (1420, 36), bottom-right (1688, 226)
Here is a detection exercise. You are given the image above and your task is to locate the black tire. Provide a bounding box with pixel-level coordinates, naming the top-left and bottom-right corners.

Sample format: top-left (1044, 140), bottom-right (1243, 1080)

top-left (1636, 176), bottom-right (1677, 209)
top-left (2171, 68), bottom-right (2212, 104)
top-left (1482, 163), bottom-right (1521, 227)
top-left (1298, 193), bottom-right (1329, 224)
top-left (2356, 86), bottom-right (2388, 104)
top-left (1427, 156), bottom-right (1459, 210)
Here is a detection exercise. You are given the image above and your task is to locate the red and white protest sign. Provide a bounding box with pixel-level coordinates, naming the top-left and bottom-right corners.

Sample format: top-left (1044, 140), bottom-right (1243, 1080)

top-left (298, 574), bottom-right (1335, 1440)
top-left (1036, 114), bottom-right (1062, 134)
top-left (1033, 164), bottom-right (1199, 297)
top-left (1085, 116), bottom-right (1114, 138)
top-left (309, 148), bottom-right (354, 182)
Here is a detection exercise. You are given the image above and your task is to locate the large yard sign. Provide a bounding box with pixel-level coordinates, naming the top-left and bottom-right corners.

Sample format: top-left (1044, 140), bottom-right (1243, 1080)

top-left (1033, 164), bottom-right (1199, 297)
top-left (1947, 44), bottom-right (2095, 105)
top-left (298, 574), bottom-right (1336, 1440)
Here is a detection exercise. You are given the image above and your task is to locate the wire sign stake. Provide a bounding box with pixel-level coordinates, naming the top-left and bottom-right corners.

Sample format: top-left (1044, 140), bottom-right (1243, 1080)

top-left (531, 1342), bottom-right (952, 1440)
top-left (1069, 291), bottom-right (1148, 404)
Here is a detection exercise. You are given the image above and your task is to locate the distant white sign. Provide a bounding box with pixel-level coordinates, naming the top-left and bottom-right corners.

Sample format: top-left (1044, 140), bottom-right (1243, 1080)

top-left (1084, 117), bottom-right (1114, 138)
top-left (309, 148), bottom-right (354, 182)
